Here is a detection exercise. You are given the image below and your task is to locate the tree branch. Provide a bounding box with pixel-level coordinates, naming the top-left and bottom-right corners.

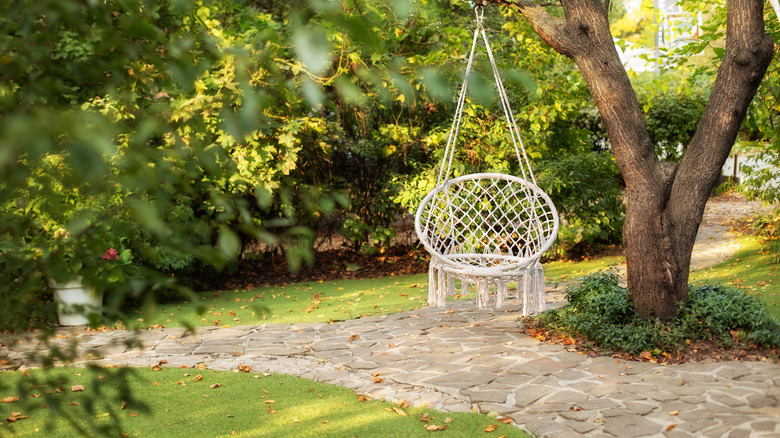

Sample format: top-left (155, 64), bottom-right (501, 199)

top-left (488, 0), bottom-right (574, 56)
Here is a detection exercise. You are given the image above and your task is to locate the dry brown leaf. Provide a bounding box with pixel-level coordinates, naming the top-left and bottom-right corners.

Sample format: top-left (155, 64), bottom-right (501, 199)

top-left (121, 400), bottom-right (127, 410)
top-left (669, 410), bottom-right (679, 416)
top-left (348, 334), bottom-right (360, 342)
top-left (666, 424), bottom-right (677, 432)
top-left (267, 406), bottom-right (278, 415)
top-left (263, 400), bottom-right (275, 404)
top-left (499, 417), bottom-right (513, 424)
top-left (177, 382), bottom-right (187, 386)
top-left (128, 413), bottom-right (139, 417)
top-left (425, 424), bottom-right (448, 431)
top-left (196, 363), bottom-right (207, 370)
top-left (357, 396), bottom-right (369, 402)
top-left (444, 418), bottom-right (452, 424)
top-left (194, 375), bottom-right (203, 382)
top-left (237, 364), bottom-right (251, 373)
top-left (210, 383), bottom-right (222, 389)
top-left (152, 382), bottom-right (159, 386)
top-left (1, 396), bottom-right (20, 403)
top-left (293, 419), bottom-right (302, 423)
top-left (392, 407), bottom-right (407, 416)
top-left (68, 401), bottom-right (79, 406)
top-left (373, 376), bottom-right (384, 383)
top-left (70, 385), bottom-right (86, 392)
top-left (6, 414), bottom-right (29, 422)
top-left (399, 401), bottom-right (409, 408)
top-left (484, 424), bottom-right (498, 432)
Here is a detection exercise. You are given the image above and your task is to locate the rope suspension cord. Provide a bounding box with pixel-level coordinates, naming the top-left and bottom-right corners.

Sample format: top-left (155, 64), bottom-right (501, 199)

top-left (437, 6), bottom-right (536, 187)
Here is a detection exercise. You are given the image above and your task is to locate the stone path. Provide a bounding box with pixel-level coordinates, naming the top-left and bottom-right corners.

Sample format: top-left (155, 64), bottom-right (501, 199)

top-left (1, 195), bottom-right (778, 437)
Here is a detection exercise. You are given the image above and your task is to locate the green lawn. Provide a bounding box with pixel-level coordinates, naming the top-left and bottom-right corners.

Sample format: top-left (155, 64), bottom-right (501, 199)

top-left (124, 254), bottom-right (625, 330)
top-left (0, 367), bottom-right (529, 438)
top-left (690, 235), bottom-right (780, 320)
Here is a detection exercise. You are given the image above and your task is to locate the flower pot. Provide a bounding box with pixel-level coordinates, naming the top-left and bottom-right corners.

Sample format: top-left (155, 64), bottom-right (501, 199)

top-left (50, 278), bottom-right (103, 326)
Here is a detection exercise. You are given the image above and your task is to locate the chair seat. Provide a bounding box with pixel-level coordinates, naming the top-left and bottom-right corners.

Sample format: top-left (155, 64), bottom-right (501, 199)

top-left (415, 172), bottom-right (559, 275)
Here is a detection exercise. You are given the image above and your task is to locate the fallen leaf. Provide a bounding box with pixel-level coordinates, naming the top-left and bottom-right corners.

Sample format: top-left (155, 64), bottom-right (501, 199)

top-left (392, 407), bottom-right (407, 416)
top-left (177, 382), bottom-right (187, 386)
top-left (263, 400), bottom-right (276, 404)
top-left (666, 424), bottom-right (677, 432)
top-left (6, 414), bottom-right (29, 422)
top-left (210, 383), bottom-right (222, 389)
top-left (357, 396), bottom-right (369, 402)
top-left (268, 406), bottom-right (278, 414)
top-left (293, 419), bottom-right (302, 423)
top-left (150, 360), bottom-right (168, 371)
top-left (68, 401), bottom-right (79, 406)
top-left (121, 400), bottom-right (127, 410)
top-left (484, 424), bottom-right (498, 432)
top-left (425, 424), bottom-right (448, 431)
top-left (128, 413), bottom-right (139, 417)
top-left (194, 375), bottom-right (203, 382)
top-left (399, 401), bottom-right (409, 408)
top-left (237, 364), bottom-right (251, 373)
top-left (669, 410), bottom-right (679, 416)
top-left (71, 385), bottom-right (86, 392)
top-left (348, 334), bottom-right (359, 342)
top-left (196, 364), bottom-right (207, 370)
top-left (1, 396), bottom-right (20, 403)
top-left (373, 376), bottom-right (384, 383)
top-left (444, 418), bottom-right (452, 423)
top-left (499, 417), bottom-right (513, 424)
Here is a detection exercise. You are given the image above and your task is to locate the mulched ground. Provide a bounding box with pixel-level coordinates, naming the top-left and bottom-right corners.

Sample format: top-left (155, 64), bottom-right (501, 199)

top-left (525, 316), bottom-right (780, 365)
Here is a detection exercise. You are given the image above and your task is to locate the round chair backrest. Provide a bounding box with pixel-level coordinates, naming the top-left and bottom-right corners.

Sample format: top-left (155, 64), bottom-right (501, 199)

top-left (415, 173), bottom-right (559, 276)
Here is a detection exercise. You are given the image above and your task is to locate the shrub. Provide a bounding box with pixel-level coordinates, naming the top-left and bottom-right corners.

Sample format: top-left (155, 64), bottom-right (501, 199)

top-left (536, 272), bottom-right (780, 355)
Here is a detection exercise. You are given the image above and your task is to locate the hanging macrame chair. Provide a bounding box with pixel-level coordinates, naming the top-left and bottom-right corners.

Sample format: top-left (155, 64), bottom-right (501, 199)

top-left (415, 6), bottom-right (559, 315)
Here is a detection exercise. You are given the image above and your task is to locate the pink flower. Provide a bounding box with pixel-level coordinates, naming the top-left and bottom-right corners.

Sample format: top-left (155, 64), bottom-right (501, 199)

top-left (102, 248), bottom-right (119, 261)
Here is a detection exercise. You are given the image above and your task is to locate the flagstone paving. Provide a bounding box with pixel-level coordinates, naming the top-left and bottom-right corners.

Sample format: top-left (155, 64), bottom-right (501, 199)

top-left (2, 299), bottom-right (778, 437)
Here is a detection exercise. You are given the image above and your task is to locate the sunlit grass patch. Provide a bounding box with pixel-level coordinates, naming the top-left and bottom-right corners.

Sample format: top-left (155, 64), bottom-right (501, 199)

top-left (690, 235), bottom-right (780, 320)
top-left (0, 367), bottom-right (529, 438)
top-left (126, 276), bottom-right (430, 329)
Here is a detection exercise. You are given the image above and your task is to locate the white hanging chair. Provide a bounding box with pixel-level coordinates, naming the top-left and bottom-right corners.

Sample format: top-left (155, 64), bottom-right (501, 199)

top-left (415, 6), bottom-right (559, 315)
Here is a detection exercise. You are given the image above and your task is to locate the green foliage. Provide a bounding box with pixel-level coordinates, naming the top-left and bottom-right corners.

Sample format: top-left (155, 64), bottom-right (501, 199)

top-left (750, 209), bottom-right (780, 263)
top-left (642, 92), bottom-right (706, 161)
top-left (537, 272), bottom-right (780, 355)
top-left (536, 152), bottom-right (625, 255)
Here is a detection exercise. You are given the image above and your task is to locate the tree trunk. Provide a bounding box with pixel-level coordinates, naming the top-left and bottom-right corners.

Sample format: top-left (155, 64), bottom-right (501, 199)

top-left (496, 0), bottom-right (774, 320)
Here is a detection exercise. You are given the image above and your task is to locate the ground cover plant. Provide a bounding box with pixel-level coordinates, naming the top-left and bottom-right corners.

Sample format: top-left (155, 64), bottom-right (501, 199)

top-left (125, 255), bottom-right (624, 330)
top-left (532, 269), bottom-right (780, 363)
top-left (0, 367), bottom-right (528, 438)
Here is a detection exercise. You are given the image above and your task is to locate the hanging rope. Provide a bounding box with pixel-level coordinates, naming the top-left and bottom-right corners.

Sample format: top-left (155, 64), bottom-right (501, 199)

top-left (437, 6), bottom-right (535, 186)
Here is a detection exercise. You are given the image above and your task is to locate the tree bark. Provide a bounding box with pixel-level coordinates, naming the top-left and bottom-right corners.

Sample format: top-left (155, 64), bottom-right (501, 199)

top-left (494, 0), bottom-right (774, 320)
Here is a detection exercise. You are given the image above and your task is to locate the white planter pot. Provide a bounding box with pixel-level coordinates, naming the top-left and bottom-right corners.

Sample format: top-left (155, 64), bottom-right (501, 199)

top-left (50, 278), bottom-right (103, 326)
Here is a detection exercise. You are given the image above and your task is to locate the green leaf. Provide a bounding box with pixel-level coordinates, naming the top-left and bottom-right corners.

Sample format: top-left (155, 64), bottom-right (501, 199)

top-left (217, 228), bottom-right (241, 260)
